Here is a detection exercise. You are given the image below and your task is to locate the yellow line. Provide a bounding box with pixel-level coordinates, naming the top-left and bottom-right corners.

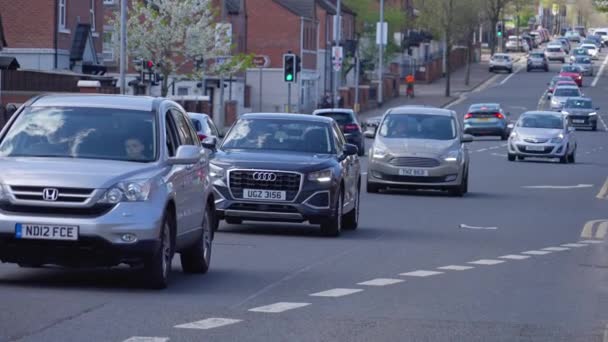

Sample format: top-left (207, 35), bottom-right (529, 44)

top-left (596, 221), bottom-right (608, 240)
top-left (597, 177), bottom-right (608, 200)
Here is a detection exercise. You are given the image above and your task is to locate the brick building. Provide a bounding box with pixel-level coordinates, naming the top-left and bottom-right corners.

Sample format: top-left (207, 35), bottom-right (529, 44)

top-left (0, 0), bottom-right (105, 74)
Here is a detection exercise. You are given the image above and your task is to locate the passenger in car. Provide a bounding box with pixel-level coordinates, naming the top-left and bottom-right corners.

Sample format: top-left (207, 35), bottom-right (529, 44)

top-left (125, 138), bottom-right (146, 161)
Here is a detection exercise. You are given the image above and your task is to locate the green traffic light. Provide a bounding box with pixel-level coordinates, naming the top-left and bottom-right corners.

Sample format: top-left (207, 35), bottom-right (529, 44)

top-left (497, 32), bottom-right (502, 37)
top-left (286, 74), bottom-right (293, 81)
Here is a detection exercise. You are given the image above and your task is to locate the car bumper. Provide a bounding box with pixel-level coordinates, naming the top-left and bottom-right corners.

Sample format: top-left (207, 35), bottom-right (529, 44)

top-left (569, 116), bottom-right (597, 128)
top-left (508, 140), bottom-right (569, 158)
top-left (367, 158), bottom-right (464, 189)
top-left (344, 132), bottom-right (363, 146)
top-left (527, 63), bottom-right (548, 69)
top-left (490, 64), bottom-right (512, 70)
top-left (464, 123), bottom-right (507, 136)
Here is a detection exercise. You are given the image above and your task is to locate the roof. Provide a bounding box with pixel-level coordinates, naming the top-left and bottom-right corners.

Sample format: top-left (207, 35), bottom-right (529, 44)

top-left (388, 106), bottom-right (454, 117)
top-left (241, 112), bottom-right (334, 123)
top-left (273, 0), bottom-right (315, 18)
top-left (0, 56), bottom-right (20, 70)
top-left (31, 94), bottom-right (158, 112)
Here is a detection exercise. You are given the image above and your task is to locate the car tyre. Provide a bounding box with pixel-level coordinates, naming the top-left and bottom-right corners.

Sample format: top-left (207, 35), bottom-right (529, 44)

top-left (567, 150), bottom-right (576, 164)
top-left (526, 67), bottom-right (531, 72)
top-left (508, 68), bottom-right (513, 74)
top-left (143, 212), bottom-right (173, 289)
top-left (320, 189), bottom-right (343, 237)
top-left (448, 171), bottom-right (467, 197)
top-left (489, 67), bottom-right (493, 73)
top-left (366, 179), bottom-right (380, 193)
top-left (225, 217), bottom-right (242, 225)
top-left (343, 183), bottom-right (360, 230)
top-left (517, 155), bottom-right (525, 160)
top-left (508, 153), bottom-right (516, 161)
top-left (180, 205), bottom-right (213, 274)
top-left (501, 132), bottom-right (509, 140)
top-left (357, 142), bottom-right (365, 156)
top-left (592, 123), bottom-right (597, 131)
top-left (18, 263), bottom-right (43, 268)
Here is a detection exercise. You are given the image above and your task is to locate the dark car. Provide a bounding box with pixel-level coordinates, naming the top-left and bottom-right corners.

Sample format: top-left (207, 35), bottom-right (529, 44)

top-left (210, 113), bottom-right (361, 236)
top-left (463, 103), bottom-right (510, 140)
top-left (561, 97), bottom-right (600, 131)
top-left (312, 108), bottom-right (364, 156)
top-left (527, 52), bottom-right (549, 72)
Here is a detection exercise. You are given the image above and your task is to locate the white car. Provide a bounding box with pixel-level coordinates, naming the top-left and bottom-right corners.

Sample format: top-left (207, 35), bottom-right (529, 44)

top-left (593, 29), bottom-right (608, 46)
top-left (545, 45), bottom-right (567, 63)
top-left (506, 36), bottom-right (529, 52)
top-left (489, 53), bottom-right (513, 73)
top-left (580, 43), bottom-right (599, 59)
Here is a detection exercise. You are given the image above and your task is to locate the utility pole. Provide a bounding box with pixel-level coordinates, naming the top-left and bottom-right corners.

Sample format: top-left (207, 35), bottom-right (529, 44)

top-left (378, 0), bottom-right (384, 106)
top-left (333, 0), bottom-right (341, 108)
top-left (119, 0), bottom-right (127, 94)
top-left (218, 0), bottom-right (226, 129)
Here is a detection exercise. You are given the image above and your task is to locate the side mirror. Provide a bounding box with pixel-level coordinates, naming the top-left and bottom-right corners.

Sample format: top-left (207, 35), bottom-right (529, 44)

top-left (461, 134), bottom-right (474, 143)
top-left (168, 145), bottom-right (201, 165)
top-left (201, 137), bottom-right (217, 150)
top-left (343, 143), bottom-right (358, 156)
top-left (364, 130), bottom-right (376, 139)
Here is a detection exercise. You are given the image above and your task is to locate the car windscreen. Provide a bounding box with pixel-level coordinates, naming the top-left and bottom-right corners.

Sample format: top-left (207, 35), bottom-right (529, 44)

top-left (575, 57), bottom-right (592, 64)
top-left (518, 115), bottom-right (563, 129)
top-left (561, 66), bottom-right (580, 72)
top-left (492, 55), bottom-right (508, 61)
top-left (554, 88), bottom-right (580, 97)
top-left (547, 47), bottom-right (562, 52)
top-left (316, 112), bottom-right (354, 125)
top-left (529, 53), bottom-right (544, 58)
top-left (379, 114), bottom-right (457, 140)
top-left (565, 99), bottom-right (592, 109)
top-left (220, 118), bottom-right (334, 154)
top-left (0, 106), bottom-right (157, 162)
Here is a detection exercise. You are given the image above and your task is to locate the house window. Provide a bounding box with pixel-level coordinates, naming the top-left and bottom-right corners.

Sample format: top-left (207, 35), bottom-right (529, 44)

top-left (102, 30), bottom-right (114, 61)
top-left (177, 87), bottom-right (189, 96)
top-left (90, 0), bottom-right (96, 32)
top-left (58, 0), bottom-right (67, 30)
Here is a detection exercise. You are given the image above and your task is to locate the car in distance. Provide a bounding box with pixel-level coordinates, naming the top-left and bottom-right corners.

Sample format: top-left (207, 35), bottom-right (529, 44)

top-left (565, 30), bottom-right (581, 42)
top-left (527, 52), bottom-right (549, 72)
top-left (211, 113), bottom-right (361, 237)
top-left (580, 43), bottom-right (599, 59)
top-left (312, 108), bottom-right (365, 156)
top-left (0, 94), bottom-right (216, 289)
top-left (547, 76), bottom-right (577, 98)
top-left (489, 53), bottom-right (513, 73)
top-left (559, 64), bottom-right (584, 87)
top-left (550, 85), bottom-right (583, 111)
top-left (188, 112), bottom-right (223, 142)
top-left (561, 97), bottom-right (600, 131)
top-left (463, 103), bottom-right (510, 140)
top-left (506, 36), bottom-right (529, 52)
top-left (545, 45), bottom-right (567, 63)
top-left (572, 56), bottom-right (594, 76)
top-left (508, 111), bottom-right (577, 163)
top-left (365, 106), bottom-right (473, 197)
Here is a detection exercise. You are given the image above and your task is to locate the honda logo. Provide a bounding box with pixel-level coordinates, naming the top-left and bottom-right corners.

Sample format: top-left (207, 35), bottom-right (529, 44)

top-left (252, 172), bottom-right (277, 182)
top-left (42, 188), bottom-right (59, 201)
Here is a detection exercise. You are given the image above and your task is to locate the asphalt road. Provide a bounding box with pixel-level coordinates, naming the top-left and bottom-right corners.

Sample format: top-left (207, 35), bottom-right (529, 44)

top-left (2, 49), bottom-right (608, 342)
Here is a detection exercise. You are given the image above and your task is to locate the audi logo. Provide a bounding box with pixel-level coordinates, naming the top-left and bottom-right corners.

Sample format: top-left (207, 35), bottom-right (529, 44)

top-left (252, 172), bottom-right (277, 181)
top-left (42, 188), bottom-right (59, 201)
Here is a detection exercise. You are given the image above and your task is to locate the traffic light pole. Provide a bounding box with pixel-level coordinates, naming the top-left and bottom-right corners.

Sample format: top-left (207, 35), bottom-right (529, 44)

top-left (333, 0), bottom-right (341, 108)
top-left (287, 83), bottom-right (292, 113)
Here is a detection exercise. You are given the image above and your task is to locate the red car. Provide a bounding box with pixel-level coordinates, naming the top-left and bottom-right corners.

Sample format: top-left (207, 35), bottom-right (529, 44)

top-left (559, 65), bottom-right (583, 86)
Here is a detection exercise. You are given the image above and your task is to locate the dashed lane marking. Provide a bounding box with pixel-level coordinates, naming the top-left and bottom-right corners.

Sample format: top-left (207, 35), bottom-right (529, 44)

top-left (599, 115), bottom-right (608, 131)
top-left (522, 250), bottom-right (552, 255)
top-left (175, 318), bottom-right (242, 330)
top-left (357, 278), bottom-right (404, 286)
top-left (597, 177), bottom-right (608, 200)
top-left (561, 243), bottom-right (588, 248)
top-left (437, 265), bottom-right (474, 271)
top-left (248, 302), bottom-right (311, 313)
top-left (491, 153), bottom-right (508, 157)
top-left (399, 270), bottom-right (443, 277)
top-left (468, 259), bottom-right (505, 265)
top-left (489, 146), bottom-right (500, 150)
top-left (500, 255), bottom-right (530, 260)
top-left (123, 338), bottom-right (169, 342)
top-left (310, 288), bottom-right (363, 297)
top-left (459, 224), bottom-right (498, 230)
top-left (475, 148), bottom-right (488, 152)
top-left (541, 247), bottom-right (570, 252)
top-left (591, 52), bottom-right (608, 87)
top-left (580, 240), bottom-right (604, 244)
top-left (499, 64), bottom-right (525, 85)
top-left (581, 219), bottom-right (608, 239)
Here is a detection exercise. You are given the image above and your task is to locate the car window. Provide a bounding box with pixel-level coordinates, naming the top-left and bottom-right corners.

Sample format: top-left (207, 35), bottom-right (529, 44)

top-left (190, 118), bottom-right (203, 131)
top-left (565, 99), bottom-right (592, 108)
top-left (561, 66), bottom-right (580, 72)
top-left (165, 112), bottom-right (178, 157)
top-left (518, 114), bottom-right (563, 129)
top-left (316, 112), bottom-right (355, 126)
top-left (554, 88), bottom-right (580, 97)
top-left (332, 121), bottom-right (346, 152)
top-left (171, 109), bottom-right (195, 146)
top-left (0, 106), bottom-right (157, 162)
top-left (379, 113), bottom-right (456, 140)
top-left (221, 118), bottom-right (334, 154)
top-left (207, 118), bottom-right (220, 136)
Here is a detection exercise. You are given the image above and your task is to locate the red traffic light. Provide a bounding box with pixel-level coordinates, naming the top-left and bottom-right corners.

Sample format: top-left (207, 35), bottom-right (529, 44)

top-left (146, 60), bottom-right (154, 69)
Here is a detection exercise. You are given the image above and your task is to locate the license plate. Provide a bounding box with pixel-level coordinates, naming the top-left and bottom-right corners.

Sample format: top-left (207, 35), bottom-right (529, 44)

top-left (15, 223), bottom-right (78, 241)
top-left (572, 119), bottom-right (585, 123)
top-left (398, 168), bottom-right (429, 176)
top-left (478, 118), bottom-right (491, 121)
top-left (243, 189), bottom-right (286, 201)
top-left (525, 145), bottom-right (545, 151)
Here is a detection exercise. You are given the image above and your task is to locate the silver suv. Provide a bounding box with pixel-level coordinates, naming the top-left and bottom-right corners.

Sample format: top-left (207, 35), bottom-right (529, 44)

top-left (0, 95), bottom-right (216, 289)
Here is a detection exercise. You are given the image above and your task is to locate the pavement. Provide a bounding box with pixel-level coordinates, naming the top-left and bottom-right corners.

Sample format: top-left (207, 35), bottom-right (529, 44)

top-left (1, 49), bottom-right (608, 342)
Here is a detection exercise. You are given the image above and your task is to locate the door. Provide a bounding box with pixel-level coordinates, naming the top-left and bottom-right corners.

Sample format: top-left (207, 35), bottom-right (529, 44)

top-left (332, 122), bottom-right (356, 211)
top-left (164, 109), bottom-right (189, 238)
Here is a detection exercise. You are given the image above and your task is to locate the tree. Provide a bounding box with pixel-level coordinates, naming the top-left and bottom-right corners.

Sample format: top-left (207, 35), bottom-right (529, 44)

top-left (111, 0), bottom-right (228, 96)
top-left (455, 0), bottom-right (484, 86)
top-left (484, 0), bottom-right (511, 55)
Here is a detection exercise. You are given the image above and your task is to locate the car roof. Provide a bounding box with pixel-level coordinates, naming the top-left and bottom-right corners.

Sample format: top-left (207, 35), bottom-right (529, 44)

top-left (564, 96), bottom-right (591, 102)
top-left (554, 85), bottom-right (579, 90)
top-left (240, 112), bottom-right (334, 123)
top-left (30, 94), bottom-right (158, 111)
top-left (312, 108), bottom-right (355, 115)
top-left (387, 106), bottom-right (454, 117)
top-left (521, 111), bottom-right (564, 118)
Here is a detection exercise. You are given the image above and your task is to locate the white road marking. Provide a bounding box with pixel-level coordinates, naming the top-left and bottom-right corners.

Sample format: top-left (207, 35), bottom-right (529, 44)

top-left (400, 270), bottom-right (444, 277)
top-left (580, 240), bottom-right (604, 244)
top-left (591, 52), bottom-right (608, 87)
top-left (597, 177), bottom-right (608, 199)
top-left (489, 146), bottom-right (500, 150)
top-left (491, 152), bottom-right (508, 157)
top-left (437, 265), bottom-right (474, 271)
top-left (522, 250), bottom-right (552, 255)
top-left (357, 278), bottom-right (404, 286)
top-left (248, 302), bottom-right (311, 313)
top-left (541, 247), bottom-right (570, 252)
top-left (499, 254), bottom-right (530, 260)
top-left (459, 224), bottom-right (498, 230)
top-left (501, 143), bottom-right (508, 147)
top-left (499, 65), bottom-right (525, 85)
top-left (123, 338), bottom-right (169, 342)
top-left (475, 148), bottom-right (488, 152)
top-left (473, 73), bottom-right (501, 93)
top-left (445, 95), bottom-right (468, 109)
top-left (599, 115), bottom-right (608, 131)
top-left (310, 288), bottom-right (363, 297)
top-left (468, 259), bottom-right (505, 265)
top-left (175, 318), bottom-right (242, 330)
top-left (561, 243), bottom-right (588, 247)
top-left (522, 184), bottom-right (593, 189)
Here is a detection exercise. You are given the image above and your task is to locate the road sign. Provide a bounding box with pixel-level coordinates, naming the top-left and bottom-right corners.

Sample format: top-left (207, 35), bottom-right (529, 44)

top-left (376, 21), bottom-right (388, 45)
top-left (252, 55), bottom-right (270, 68)
top-left (332, 46), bottom-right (343, 72)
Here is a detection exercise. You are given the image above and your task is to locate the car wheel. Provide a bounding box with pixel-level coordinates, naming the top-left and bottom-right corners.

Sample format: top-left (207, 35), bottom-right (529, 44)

top-left (508, 68), bottom-right (513, 74)
top-left (517, 155), bottom-right (525, 160)
top-left (508, 153), bottom-right (516, 161)
top-left (501, 132), bottom-right (508, 140)
top-left (527, 67), bottom-right (531, 72)
top-left (567, 150), bottom-right (576, 164)
top-left (559, 147), bottom-right (569, 164)
top-left (143, 212), bottom-right (173, 289)
top-left (592, 123), bottom-right (598, 131)
top-left (366, 178), bottom-right (380, 193)
top-left (225, 217), bottom-right (242, 225)
top-left (343, 183), bottom-right (360, 230)
top-left (489, 67), bottom-right (493, 72)
top-left (544, 67), bottom-right (549, 72)
top-left (180, 205), bottom-right (213, 274)
top-left (358, 142), bottom-right (365, 156)
top-left (448, 172), bottom-right (467, 197)
top-left (320, 189), bottom-right (343, 237)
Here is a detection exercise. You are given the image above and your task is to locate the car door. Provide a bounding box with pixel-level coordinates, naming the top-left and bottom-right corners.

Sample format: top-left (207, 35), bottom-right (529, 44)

top-left (170, 108), bottom-right (206, 238)
top-left (332, 122), bottom-right (357, 210)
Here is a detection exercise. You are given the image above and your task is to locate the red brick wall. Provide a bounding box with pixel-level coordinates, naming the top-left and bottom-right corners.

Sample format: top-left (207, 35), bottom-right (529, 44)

top-left (0, 0), bottom-right (54, 48)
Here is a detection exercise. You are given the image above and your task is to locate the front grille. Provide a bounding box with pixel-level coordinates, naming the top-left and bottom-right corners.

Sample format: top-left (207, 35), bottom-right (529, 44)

top-left (523, 138), bottom-right (549, 144)
top-left (227, 203), bottom-right (299, 213)
top-left (516, 145), bottom-right (554, 154)
top-left (8, 186), bottom-right (94, 204)
top-left (229, 170), bottom-right (301, 201)
top-left (389, 157), bottom-right (440, 168)
top-left (0, 203), bottom-right (115, 217)
top-left (382, 174), bottom-right (450, 183)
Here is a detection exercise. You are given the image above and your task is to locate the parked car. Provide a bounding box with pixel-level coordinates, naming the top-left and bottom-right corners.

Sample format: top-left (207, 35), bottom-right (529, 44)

top-left (211, 113), bottom-right (361, 236)
top-left (550, 85), bottom-right (583, 111)
top-left (544, 45), bottom-right (567, 63)
top-left (463, 103), bottom-right (511, 140)
top-left (365, 106), bottom-right (473, 197)
top-left (508, 111), bottom-right (577, 164)
top-left (527, 52), bottom-right (549, 72)
top-left (561, 97), bottom-right (600, 131)
top-left (312, 108), bottom-right (365, 156)
top-left (572, 55), bottom-right (594, 76)
top-left (0, 94), bottom-right (217, 289)
top-left (188, 112), bottom-right (223, 142)
top-left (489, 53), bottom-right (513, 73)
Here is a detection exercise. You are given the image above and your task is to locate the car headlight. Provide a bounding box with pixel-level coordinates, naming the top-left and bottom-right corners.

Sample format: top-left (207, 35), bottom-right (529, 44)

top-left (561, 111), bottom-right (569, 115)
top-left (210, 163), bottom-right (225, 180)
top-left (308, 168), bottom-right (332, 182)
top-left (550, 133), bottom-right (564, 143)
top-left (589, 112), bottom-right (597, 116)
top-left (372, 146), bottom-right (387, 159)
top-left (509, 132), bottom-right (519, 140)
top-left (98, 179), bottom-right (154, 204)
top-left (442, 150), bottom-right (460, 162)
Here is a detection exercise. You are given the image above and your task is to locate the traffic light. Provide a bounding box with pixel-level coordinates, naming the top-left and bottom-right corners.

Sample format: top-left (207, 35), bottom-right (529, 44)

top-left (145, 60), bottom-right (154, 71)
top-left (497, 22), bottom-right (503, 38)
top-left (283, 53), bottom-right (296, 83)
